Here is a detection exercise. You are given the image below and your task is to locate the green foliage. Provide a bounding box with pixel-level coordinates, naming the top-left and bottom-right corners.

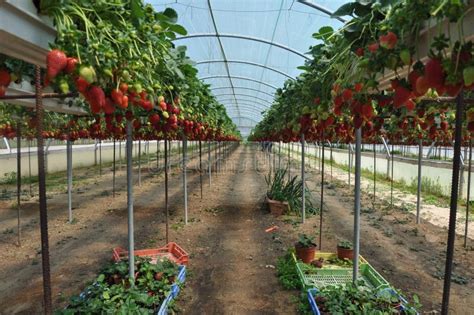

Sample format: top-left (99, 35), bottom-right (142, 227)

top-left (276, 251), bottom-right (301, 290)
top-left (265, 169), bottom-right (318, 215)
top-left (55, 257), bottom-right (180, 314)
top-left (337, 240), bottom-right (353, 249)
top-left (313, 281), bottom-right (421, 314)
top-left (297, 234), bottom-right (317, 248)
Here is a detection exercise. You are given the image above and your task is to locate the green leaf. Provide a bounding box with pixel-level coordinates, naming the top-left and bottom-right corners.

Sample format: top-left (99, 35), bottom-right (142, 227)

top-left (168, 24), bottom-right (188, 36)
top-left (331, 3), bottom-right (355, 17)
top-left (130, 0), bottom-right (145, 19)
top-left (163, 8), bottom-right (178, 23)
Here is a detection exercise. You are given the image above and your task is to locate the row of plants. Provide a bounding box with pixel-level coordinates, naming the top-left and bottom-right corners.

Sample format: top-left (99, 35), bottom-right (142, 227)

top-left (57, 257), bottom-right (181, 314)
top-left (265, 169), bottom-right (318, 216)
top-left (0, 0), bottom-right (241, 141)
top-left (249, 0), bottom-right (474, 145)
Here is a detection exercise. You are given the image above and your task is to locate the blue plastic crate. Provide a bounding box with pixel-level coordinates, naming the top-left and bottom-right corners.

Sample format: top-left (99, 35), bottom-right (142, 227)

top-left (157, 265), bottom-right (186, 315)
top-left (307, 287), bottom-right (418, 315)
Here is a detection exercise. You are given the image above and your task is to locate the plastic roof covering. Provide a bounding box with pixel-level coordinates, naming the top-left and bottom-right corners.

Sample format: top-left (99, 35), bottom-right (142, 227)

top-left (148, 0), bottom-right (346, 137)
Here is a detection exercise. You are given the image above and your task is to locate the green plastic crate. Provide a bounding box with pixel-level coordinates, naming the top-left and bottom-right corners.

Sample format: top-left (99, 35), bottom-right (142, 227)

top-left (292, 253), bottom-right (390, 290)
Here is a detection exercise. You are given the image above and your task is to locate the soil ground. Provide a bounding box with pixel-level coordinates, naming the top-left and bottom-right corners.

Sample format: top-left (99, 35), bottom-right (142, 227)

top-left (0, 143), bottom-right (473, 314)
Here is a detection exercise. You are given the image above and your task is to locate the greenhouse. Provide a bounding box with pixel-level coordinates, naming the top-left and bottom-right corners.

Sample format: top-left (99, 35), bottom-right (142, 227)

top-left (0, 0), bottom-right (473, 314)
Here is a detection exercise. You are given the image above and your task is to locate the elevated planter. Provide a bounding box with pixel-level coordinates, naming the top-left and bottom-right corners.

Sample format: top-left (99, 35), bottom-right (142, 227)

top-left (266, 196), bottom-right (288, 216)
top-left (0, 0), bottom-right (56, 67)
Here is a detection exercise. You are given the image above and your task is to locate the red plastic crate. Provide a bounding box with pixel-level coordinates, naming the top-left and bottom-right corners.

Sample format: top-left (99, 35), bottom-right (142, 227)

top-left (112, 242), bottom-right (189, 265)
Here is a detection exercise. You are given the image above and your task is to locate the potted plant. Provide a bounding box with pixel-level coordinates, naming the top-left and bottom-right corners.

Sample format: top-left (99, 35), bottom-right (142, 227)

top-left (265, 169), bottom-right (289, 216)
top-left (295, 234), bottom-right (317, 263)
top-left (337, 240), bottom-right (354, 260)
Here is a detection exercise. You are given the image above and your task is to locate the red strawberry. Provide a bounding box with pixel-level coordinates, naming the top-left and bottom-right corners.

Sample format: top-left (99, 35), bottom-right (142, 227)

top-left (0, 85), bottom-right (5, 97)
top-left (159, 101), bottom-right (167, 111)
top-left (440, 121), bottom-right (448, 131)
top-left (361, 104), bottom-right (373, 119)
top-left (355, 47), bottom-right (364, 57)
top-left (75, 77), bottom-right (90, 94)
top-left (64, 57), bottom-right (78, 74)
top-left (334, 95), bottom-right (343, 107)
top-left (115, 114), bottom-right (123, 124)
top-left (103, 98), bottom-right (115, 114)
top-left (424, 58), bottom-right (445, 89)
top-left (342, 89), bottom-right (353, 101)
top-left (87, 86), bottom-right (106, 114)
top-left (353, 115), bottom-right (363, 129)
top-left (393, 86), bottom-right (411, 108)
top-left (119, 83), bottom-right (129, 93)
top-left (405, 99), bottom-right (416, 111)
top-left (390, 79), bottom-right (399, 90)
top-left (121, 95), bottom-right (129, 109)
top-left (408, 70), bottom-right (421, 91)
top-left (415, 76), bottom-right (430, 95)
top-left (0, 69), bottom-right (11, 87)
top-left (354, 83), bottom-right (363, 93)
top-left (111, 89), bottom-right (124, 105)
top-left (379, 31), bottom-right (397, 49)
top-left (445, 83), bottom-right (462, 97)
top-left (46, 49), bottom-right (68, 79)
top-left (149, 114), bottom-right (160, 125)
top-left (368, 43), bottom-right (379, 53)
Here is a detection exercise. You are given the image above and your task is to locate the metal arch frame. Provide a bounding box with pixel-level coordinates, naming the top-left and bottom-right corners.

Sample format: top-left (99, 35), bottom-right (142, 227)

top-left (230, 116), bottom-right (259, 125)
top-left (211, 86), bottom-right (275, 98)
top-left (225, 106), bottom-right (266, 117)
top-left (214, 93), bottom-right (273, 105)
top-left (196, 60), bottom-right (295, 79)
top-left (296, 0), bottom-right (347, 23)
top-left (219, 100), bottom-right (269, 110)
top-left (200, 75), bottom-right (278, 90)
top-left (173, 33), bottom-right (311, 60)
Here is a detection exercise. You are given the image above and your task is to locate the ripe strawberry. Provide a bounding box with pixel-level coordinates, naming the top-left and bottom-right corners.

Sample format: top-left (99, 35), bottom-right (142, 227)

top-left (355, 47), bottom-right (364, 57)
top-left (393, 86), bottom-right (412, 108)
top-left (334, 95), bottom-right (343, 107)
top-left (115, 114), bottom-right (123, 124)
top-left (390, 79), bottom-right (399, 90)
top-left (424, 58), bottom-right (445, 89)
top-left (353, 115), bottom-right (363, 129)
top-left (354, 83), bottom-right (363, 93)
top-left (159, 101), bottom-right (167, 111)
top-left (119, 83), bottom-right (129, 93)
top-left (405, 99), bottom-right (416, 111)
top-left (415, 76), bottom-right (430, 95)
top-left (379, 31), bottom-right (398, 49)
top-left (46, 49), bottom-right (68, 79)
top-left (75, 77), bottom-right (90, 94)
top-left (342, 89), bottom-right (353, 101)
top-left (103, 98), bottom-right (115, 114)
top-left (368, 43), bottom-right (379, 53)
top-left (121, 95), bottom-right (129, 109)
top-left (0, 69), bottom-right (11, 87)
top-left (87, 86), bottom-right (106, 114)
top-left (440, 121), bottom-right (448, 131)
top-left (64, 57), bottom-right (78, 74)
top-left (111, 89), bottom-right (123, 105)
top-left (0, 85), bottom-right (5, 97)
top-left (149, 113), bottom-right (160, 125)
top-left (361, 104), bottom-right (373, 119)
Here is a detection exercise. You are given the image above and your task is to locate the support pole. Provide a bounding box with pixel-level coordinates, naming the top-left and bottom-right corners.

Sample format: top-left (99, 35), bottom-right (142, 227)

top-left (183, 137), bottom-right (188, 225)
top-left (373, 142), bottom-right (376, 209)
top-left (416, 139), bottom-right (423, 224)
top-left (99, 139), bottom-right (102, 176)
top-left (138, 139), bottom-right (142, 186)
top-left (301, 134), bottom-right (306, 223)
top-left (208, 141), bottom-right (212, 187)
top-left (16, 120), bottom-right (21, 246)
top-left (391, 143), bottom-right (394, 206)
top-left (441, 92), bottom-right (464, 314)
top-left (165, 139), bottom-right (169, 243)
top-left (465, 139), bottom-right (472, 248)
top-left (199, 140), bottom-right (203, 199)
top-left (126, 121), bottom-right (135, 282)
top-left (113, 139), bottom-right (116, 198)
top-left (28, 140), bottom-right (32, 196)
top-left (352, 128), bottom-right (362, 283)
top-left (320, 137), bottom-right (325, 250)
top-left (67, 139), bottom-right (73, 223)
top-left (35, 65), bottom-right (52, 315)
top-left (348, 144), bottom-right (352, 189)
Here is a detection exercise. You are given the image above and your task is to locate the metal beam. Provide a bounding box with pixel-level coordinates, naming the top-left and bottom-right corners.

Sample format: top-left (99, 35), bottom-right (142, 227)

top-left (173, 33), bottom-right (310, 60)
top-left (296, 0), bottom-right (347, 23)
top-left (201, 75), bottom-right (278, 89)
top-left (197, 60), bottom-right (294, 79)
top-left (214, 93), bottom-right (273, 105)
top-left (206, 0), bottom-right (240, 118)
top-left (211, 86), bottom-right (275, 98)
top-left (219, 100), bottom-right (269, 110)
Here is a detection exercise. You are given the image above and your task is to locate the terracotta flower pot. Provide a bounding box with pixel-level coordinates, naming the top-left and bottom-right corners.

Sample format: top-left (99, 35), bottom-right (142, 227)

top-left (337, 246), bottom-right (354, 260)
top-left (267, 197), bottom-right (288, 217)
top-left (295, 243), bottom-right (316, 263)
